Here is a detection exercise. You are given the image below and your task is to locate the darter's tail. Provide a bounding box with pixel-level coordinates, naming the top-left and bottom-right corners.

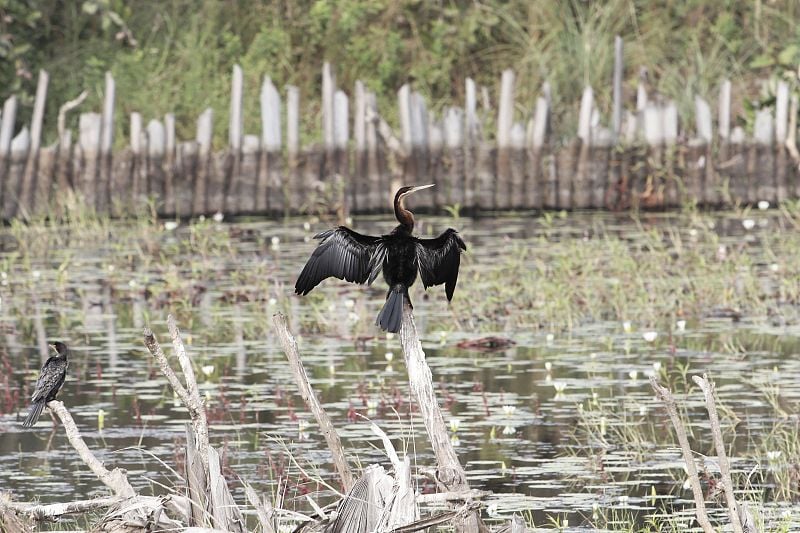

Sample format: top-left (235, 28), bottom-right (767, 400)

top-left (376, 286), bottom-right (408, 333)
top-left (23, 401), bottom-right (45, 428)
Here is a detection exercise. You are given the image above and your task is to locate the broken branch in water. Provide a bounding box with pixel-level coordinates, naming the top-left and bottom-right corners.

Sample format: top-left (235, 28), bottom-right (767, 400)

top-left (273, 312), bottom-right (355, 491)
top-left (650, 377), bottom-right (715, 533)
top-left (398, 301), bottom-right (485, 532)
top-left (693, 374), bottom-right (744, 533)
top-left (48, 400), bottom-right (136, 498)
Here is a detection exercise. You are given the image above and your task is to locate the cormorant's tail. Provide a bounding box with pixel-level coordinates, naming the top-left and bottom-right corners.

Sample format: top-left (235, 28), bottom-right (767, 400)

top-left (23, 401), bottom-right (45, 428)
top-left (376, 286), bottom-right (408, 333)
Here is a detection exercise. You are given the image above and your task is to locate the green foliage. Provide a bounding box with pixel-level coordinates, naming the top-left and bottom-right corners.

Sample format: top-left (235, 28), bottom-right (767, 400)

top-left (1, 1), bottom-right (800, 146)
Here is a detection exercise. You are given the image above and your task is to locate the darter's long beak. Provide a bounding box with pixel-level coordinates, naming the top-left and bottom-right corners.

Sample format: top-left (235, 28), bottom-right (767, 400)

top-left (48, 343), bottom-right (57, 354)
top-left (407, 184), bottom-right (435, 195)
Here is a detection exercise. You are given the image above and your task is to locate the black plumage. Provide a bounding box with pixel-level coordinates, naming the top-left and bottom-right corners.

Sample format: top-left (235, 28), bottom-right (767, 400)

top-left (23, 341), bottom-right (69, 428)
top-left (295, 184), bottom-right (466, 333)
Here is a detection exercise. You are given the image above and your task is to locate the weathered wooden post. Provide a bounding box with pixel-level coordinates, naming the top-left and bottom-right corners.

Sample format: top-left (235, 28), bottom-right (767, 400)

top-left (689, 95), bottom-right (713, 205)
top-left (20, 70), bottom-right (49, 216)
top-left (463, 77), bottom-right (478, 211)
top-left (495, 69), bottom-right (515, 210)
top-left (280, 84), bottom-right (298, 215)
top-left (442, 107), bottom-right (464, 208)
top-left (365, 91), bottom-right (383, 212)
top-left (146, 119), bottom-right (165, 207)
top-left (4, 127), bottom-right (29, 218)
top-left (192, 108), bottom-right (212, 215)
top-left (334, 88), bottom-right (349, 217)
top-left (353, 80), bottom-right (368, 212)
top-left (225, 64), bottom-right (244, 213)
top-left (0, 96), bottom-right (18, 213)
top-left (163, 113), bottom-right (176, 215)
top-left (96, 72), bottom-right (115, 213)
top-left (753, 107), bottom-right (775, 203)
top-left (257, 76), bottom-right (280, 214)
top-left (775, 81), bottom-right (789, 203)
top-left (572, 85), bottom-right (594, 209)
top-left (528, 85), bottom-right (549, 210)
top-left (78, 112), bottom-right (101, 210)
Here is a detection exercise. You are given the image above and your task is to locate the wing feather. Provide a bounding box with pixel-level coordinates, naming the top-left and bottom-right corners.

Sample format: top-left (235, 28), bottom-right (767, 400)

top-left (295, 227), bottom-right (381, 295)
top-left (414, 228), bottom-right (467, 301)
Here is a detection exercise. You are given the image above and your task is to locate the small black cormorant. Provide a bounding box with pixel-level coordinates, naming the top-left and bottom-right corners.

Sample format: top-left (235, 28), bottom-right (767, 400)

top-left (23, 341), bottom-right (69, 428)
top-left (295, 184), bottom-right (466, 332)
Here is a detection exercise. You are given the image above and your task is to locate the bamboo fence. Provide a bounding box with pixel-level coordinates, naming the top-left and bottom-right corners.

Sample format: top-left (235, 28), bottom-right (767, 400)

top-left (0, 36), bottom-right (798, 220)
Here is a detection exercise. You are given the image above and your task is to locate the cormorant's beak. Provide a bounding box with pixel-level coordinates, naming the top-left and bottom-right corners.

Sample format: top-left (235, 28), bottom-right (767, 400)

top-left (406, 184), bottom-right (435, 195)
top-left (48, 343), bottom-right (57, 354)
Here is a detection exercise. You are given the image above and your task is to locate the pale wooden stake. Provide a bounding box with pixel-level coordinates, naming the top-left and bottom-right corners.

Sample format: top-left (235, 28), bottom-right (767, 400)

top-left (578, 86), bottom-right (594, 144)
top-left (694, 96), bottom-right (713, 142)
top-left (322, 62), bottom-right (336, 150)
top-left (229, 64), bottom-right (243, 150)
top-left (497, 69), bottom-right (515, 148)
top-left (718, 79), bottom-right (731, 140)
top-left (101, 72), bottom-right (115, 153)
top-left (261, 76), bottom-right (281, 151)
top-left (286, 85), bottom-right (299, 158)
top-left (334, 90), bottom-right (349, 149)
top-left (612, 35), bottom-right (624, 141)
top-left (775, 81), bottom-right (789, 144)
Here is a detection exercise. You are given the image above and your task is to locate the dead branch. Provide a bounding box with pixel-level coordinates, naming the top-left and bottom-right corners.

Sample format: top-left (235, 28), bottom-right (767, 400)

top-left (0, 495), bottom-right (120, 522)
top-left (57, 90), bottom-right (88, 142)
top-left (650, 377), bottom-right (714, 533)
top-left (143, 318), bottom-right (245, 533)
top-left (398, 302), bottom-right (485, 532)
top-left (272, 312), bottom-right (355, 491)
top-left (48, 400), bottom-right (136, 498)
top-left (693, 374), bottom-right (744, 533)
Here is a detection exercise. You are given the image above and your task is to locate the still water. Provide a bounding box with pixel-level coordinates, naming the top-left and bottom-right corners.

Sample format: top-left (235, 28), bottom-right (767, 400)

top-left (0, 211), bottom-right (798, 530)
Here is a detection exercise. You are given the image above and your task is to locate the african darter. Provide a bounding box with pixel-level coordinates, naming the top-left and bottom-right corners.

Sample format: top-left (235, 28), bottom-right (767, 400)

top-left (23, 341), bottom-right (69, 427)
top-left (295, 184), bottom-right (466, 333)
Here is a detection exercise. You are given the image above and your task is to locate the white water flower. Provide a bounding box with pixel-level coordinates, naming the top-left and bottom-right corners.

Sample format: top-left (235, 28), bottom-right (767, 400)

top-left (268, 297), bottom-right (277, 306)
top-left (449, 418), bottom-right (460, 432)
top-left (128, 279), bottom-right (137, 288)
top-left (270, 236), bottom-right (280, 250)
top-left (32, 270), bottom-right (41, 279)
top-left (502, 405), bottom-right (516, 416)
top-left (689, 228), bottom-right (698, 237)
top-left (544, 362), bottom-right (552, 372)
top-left (622, 321), bottom-right (632, 333)
top-left (590, 352), bottom-right (597, 360)
top-left (643, 331), bottom-right (658, 342)
top-left (546, 333), bottom-right (555, 344)
top-left (303, 221), bottom-right (311, 231)
top-left (345, 216), bottom-right (353, 226)
top-left (502, 425), bottom-right (516, 435)
top-left (212, 212), bottom-right (224, 223)
top-left (553, 382), bottom-right (567, 393)
top-left (767, 450), bottom-right (782, 461)
top-left (385, 332), bottom-right (395, 341)
top-left (486, 503), bottom-right (499, 517)
top-left (164, 220), bottom-right (179, 231)
top-left (676, 320), bottom-right (686, 332)
top-left (384, 352), bottom-right (393, 362)
top-left (770, 263), bottom-right (780, 272)
top-left (344, 299), bottom-right (355, 309)
top-left (758, 200), bottom-right (770, 210)
top-left (201, 364), bottom-right (214, 377)
top-left (742, 218), bottom-right (755, 230)
top-left (629, 370), bottom-right (639, 381)
top-left (639, 405), bottom-right (648, 416)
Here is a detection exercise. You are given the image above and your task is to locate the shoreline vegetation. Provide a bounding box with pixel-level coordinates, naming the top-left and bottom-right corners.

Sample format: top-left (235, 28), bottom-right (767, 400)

top-left (2, 1), bottom-right (800, 146)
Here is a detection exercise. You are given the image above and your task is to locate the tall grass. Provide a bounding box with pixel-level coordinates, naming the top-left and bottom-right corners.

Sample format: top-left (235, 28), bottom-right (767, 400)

top-left (3, 1), bottom-right (800, 147)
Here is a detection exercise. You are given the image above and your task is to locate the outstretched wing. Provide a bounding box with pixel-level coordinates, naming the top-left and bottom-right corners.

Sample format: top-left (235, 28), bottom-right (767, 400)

top-left (414, 228), bottom-right (467, 301)
top-left (295, 227), bottom-right (381, 295)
